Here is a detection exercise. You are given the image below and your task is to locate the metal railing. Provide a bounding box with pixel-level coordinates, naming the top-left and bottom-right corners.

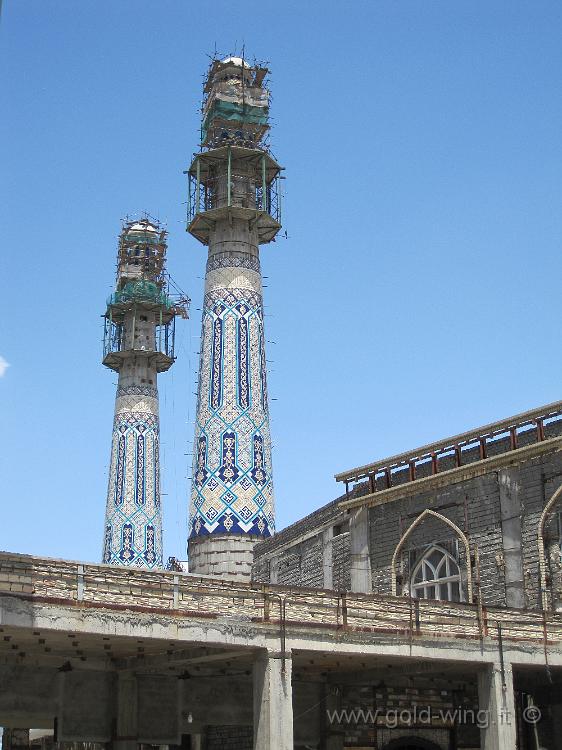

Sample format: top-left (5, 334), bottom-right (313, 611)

top-left (335, 400), bottom-right (562, 498)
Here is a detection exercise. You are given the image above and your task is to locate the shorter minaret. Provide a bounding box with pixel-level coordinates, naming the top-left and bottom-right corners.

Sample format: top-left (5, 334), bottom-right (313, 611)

top-left (101, 218), bottom-right (188, 569)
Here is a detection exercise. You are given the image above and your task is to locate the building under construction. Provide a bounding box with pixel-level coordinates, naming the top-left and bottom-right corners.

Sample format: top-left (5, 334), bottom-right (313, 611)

top-left (1, 54), bottom-right (562, 750)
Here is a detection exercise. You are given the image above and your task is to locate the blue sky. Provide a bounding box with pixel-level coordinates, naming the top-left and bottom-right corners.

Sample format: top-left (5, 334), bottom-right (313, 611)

top-left (1, 1), bottom-right (561, 564)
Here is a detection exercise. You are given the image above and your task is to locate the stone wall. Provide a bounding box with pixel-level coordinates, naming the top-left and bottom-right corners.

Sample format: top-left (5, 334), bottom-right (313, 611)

top-left (368, 469), bottom-right (505, 604)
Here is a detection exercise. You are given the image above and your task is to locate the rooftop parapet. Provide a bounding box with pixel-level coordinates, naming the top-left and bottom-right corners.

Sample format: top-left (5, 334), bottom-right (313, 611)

top-left (1, 550), bottom-right (561, 647)
top-left (336, 400), bottom-right (562, 507)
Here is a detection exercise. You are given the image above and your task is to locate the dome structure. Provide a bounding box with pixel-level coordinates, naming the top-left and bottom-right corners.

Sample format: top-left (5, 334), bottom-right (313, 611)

top-left (126, 220), bottom-right (158, 234)
top-left (221, 55), bottom-right (248, 67)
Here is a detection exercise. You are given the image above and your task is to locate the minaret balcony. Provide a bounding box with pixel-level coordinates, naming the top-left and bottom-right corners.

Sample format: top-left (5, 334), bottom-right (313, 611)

top-left (186, 145), bottom-right (283, 245)
top-left (102, 312), bottom-right (177, 373)
top-left (102, 348), bottom-right (175, 374)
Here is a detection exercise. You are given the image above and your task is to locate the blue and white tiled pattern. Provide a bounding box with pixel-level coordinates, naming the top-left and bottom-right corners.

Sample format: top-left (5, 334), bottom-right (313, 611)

top-left (102, 385), bottom-right (163, 567)
top-left (189, 251), bottom-right (275, 539)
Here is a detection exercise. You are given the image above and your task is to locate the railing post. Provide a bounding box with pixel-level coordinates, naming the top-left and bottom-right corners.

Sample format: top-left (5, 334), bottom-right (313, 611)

top-left (479, 437), bottom-right (487, 460)
top-left (431, 452), bottom-right (438, 474)
top-left (536, 418), bottom-right (545, 442)
top-left (195, 157), bottom-right (200, 212)
top-left (77, 564), bottom-right (84, 602)
top-left (261, 154), bottom-right (267, 213)
top-left (263, 588), bottom-right (270, 622)
top-left (227, 146), bottom-right (232, 207)
top-left (173, 574), bottom-right (179, 609)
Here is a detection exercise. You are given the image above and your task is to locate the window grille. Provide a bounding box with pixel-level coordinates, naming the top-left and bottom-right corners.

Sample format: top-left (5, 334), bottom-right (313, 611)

top-left (410, 544), bottom-right (462, 602)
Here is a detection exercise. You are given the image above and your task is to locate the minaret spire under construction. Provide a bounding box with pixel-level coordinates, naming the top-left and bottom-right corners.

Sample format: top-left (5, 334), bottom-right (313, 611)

top-left (186, 55), bottom-right (283, 579)
top-left (101, 218), bottom-right (188, 569)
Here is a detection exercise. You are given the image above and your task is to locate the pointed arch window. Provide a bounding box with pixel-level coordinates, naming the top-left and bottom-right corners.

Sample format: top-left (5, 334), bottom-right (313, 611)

top-left (411, 545), bottom-right (462, 602)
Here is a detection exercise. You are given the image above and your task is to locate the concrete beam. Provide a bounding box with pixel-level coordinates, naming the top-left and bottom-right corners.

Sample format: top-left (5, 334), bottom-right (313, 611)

top-left (114, 647), bottom-right (252, 671)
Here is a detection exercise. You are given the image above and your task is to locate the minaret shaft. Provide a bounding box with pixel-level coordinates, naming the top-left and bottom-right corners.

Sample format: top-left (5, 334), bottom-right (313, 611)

top-left (103, 344), bottom-right (161, 567)
top-left (189, 222), bottom-right (273, 577)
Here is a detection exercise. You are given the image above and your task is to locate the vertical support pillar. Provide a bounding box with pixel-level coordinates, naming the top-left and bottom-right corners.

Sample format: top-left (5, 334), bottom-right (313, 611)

top-left (2, 730), bottom-right (29, 750)
top-left (253, 651), bottom-right (293, 750)
top-left (227, 146), bottom-right (231, 207)
top-left (498, 468), bottom-right (524, 608)
top-left (114, 673), bottom-right (138, 750)
top-left (195, 158), bottom-right (201, 212)
top-left (349, 506), bottom-right (372, 594)
top-left (270, 556), bottom-right (280, 584)
top-left (322, 527), bottom-right (334, 590)
top-left (323, 686), bottom-right (344, 750)
top-left (546, 535), bottom-right (562, 610)
top-left (477, 662), bottom-right (516, 750)
top-left (261, 154), bottom-right (267, 213)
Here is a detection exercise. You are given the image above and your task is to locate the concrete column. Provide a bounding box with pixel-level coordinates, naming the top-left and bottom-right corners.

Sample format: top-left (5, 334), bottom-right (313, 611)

top-left (546, 536), bottom-right (562, 610)
top-left (270, 556), bottom-right (280, 585)
top-left (477, 662), bottom-right (516, 750)
top-left (190, 735), bottom-right (203, 750)
top-left (322, 528), bottom-right (334, 590)
top-left (551, 702), bottom-right (562, 742)
top-left (324, 686), bottom-right (344, 750)
top-left (498, 467), bottom-right (524, 608)
top-left (253, 651), bottom-right (293, 750)
top-left (114, 673), bottom-right (138, 750)
top-left (349, 506), bottom-right (372, 594)
top-left (2, 730), bottom-right (29, 750)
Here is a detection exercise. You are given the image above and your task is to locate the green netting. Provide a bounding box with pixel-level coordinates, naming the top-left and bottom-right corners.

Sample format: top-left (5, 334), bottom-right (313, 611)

top-left (109, 280), bottom-right (172, 308)
top-left (202, 99), bottom-right (268, 141)
top-left (125, 231), bottom-right (159, 245)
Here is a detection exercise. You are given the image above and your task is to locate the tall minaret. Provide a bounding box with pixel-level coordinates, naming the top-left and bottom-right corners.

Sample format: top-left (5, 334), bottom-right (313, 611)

top-left (101, 218), bottom-right (188, 569)
top-left (186, 56), bottom-right (283, 579)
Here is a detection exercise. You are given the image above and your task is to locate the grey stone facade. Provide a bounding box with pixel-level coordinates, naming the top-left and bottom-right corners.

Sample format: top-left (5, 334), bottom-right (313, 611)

top-left (253, 417), bottom-right (562, 613)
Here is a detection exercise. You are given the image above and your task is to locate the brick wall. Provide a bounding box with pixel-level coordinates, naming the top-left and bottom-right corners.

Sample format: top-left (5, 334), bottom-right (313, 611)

top-left (368, 469), bottom-right (506, 604)
top-left (205, 725), bottom-right (252, 749)
top-left (252, 487), bottom-right (370, 589)
top-left (331, 682), bottom-right (479, 749)
top-left (332, 532), bottom-right (351, 591)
